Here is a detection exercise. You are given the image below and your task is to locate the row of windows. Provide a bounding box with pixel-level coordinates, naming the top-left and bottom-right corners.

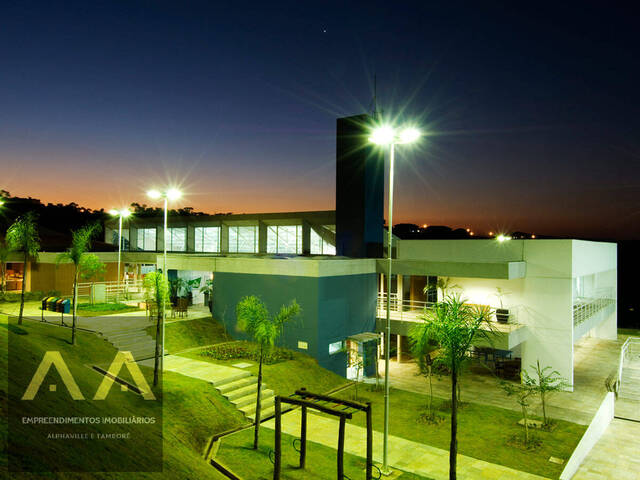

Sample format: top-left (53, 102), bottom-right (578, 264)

top-left (130, 225), bottom-right (335, 254)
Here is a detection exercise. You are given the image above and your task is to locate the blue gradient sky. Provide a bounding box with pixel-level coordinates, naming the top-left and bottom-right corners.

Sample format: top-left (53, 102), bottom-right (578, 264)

top-left (1, 1), bottom-right (639, 239)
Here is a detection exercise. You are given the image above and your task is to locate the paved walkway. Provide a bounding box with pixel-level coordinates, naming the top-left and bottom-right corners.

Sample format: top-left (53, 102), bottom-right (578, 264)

top-left (573, 418), bottom-right (640, 480)
top-left (383, 336), bottom-right (623, 426)
top-left (139, 354), bottom-right (246, 384)
top-left (262, 409), bottom-right (548, 480)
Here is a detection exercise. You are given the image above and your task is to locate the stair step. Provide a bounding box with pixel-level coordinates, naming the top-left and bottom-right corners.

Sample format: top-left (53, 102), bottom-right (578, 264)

top-left (107, 331), bottom-right (150, 341)
top-left (113, 338), bottom-right (155, 349)
top-left (239, 395), bottom-right (275, 415)
top-left (213, 371), bottom-right (251, 387)
top-left (218, 376), bottom-right (257, 394)
top-left (232, 389), bottom-right (274, 408)
top-left (225, 383), bottom-right (266, 401)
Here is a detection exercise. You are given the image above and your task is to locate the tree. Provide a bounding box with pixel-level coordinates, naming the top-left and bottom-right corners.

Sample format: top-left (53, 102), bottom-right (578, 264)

top-left (528, 360), bottom-right (570, 427)
top-left (236, 296), bottom-right (300, 450)
top-left (6, 212), bottom-right (40, 324)
top-left (500, 376), bottom-right (538, 446)
top-left (424, 277), bottom-right (460, 302)
top-left (419, 294), bottom-right (492, 480)
top-left (0, 238), bottom-right (9, 294)
top-left (56, 223), bottom-right (101, 344)
top-left (143, 271), bottom-right (169, 387)
top-left (409, 322), bottom-right (439, 420)
top-left (79, 254), bottom-right (106, 304)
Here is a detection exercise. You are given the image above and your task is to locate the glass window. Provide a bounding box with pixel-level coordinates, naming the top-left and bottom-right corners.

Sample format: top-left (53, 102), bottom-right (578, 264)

top-left (310, 228), bottom-right (336, 255)
top-left (267, 225), bottom-right (302, 254)
top-left (329, 340), bottom-right (344, 355)
top-left (136, 228), bottom-right (156, 251)
top-left (167, 227), bottom-right (186, 252)
top-left (228, 226), bottom-right (258, 253)
top-left (194, 227), bottom-right (220, 253)
top-left (111, 228), bottom-right (130, 251)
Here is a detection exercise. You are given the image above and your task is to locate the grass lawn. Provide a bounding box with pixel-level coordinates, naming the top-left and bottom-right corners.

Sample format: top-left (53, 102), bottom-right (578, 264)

top-left (145, 317), bottom-right (230, 353)
top-left (76, 302), bottom-right (142, 317)
top-left (216, 426), bottom-right (433, 480)
top-left (0, 313), bottom-right (245, 478)
top-left (618, 327), bottom-right (640, 336)
top-left (330, 384), bottom-right (585, 479)
top-left (180, 348), bottom-right (349, 396)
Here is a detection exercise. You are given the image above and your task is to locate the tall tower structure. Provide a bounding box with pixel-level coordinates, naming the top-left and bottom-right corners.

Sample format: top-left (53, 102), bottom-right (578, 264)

top-left (335, 114), bottom-right (384, 258)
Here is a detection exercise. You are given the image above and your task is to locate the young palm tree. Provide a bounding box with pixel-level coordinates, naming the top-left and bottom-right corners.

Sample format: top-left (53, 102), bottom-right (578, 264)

top-left (408, 323), bottom-right (439, 419)
top-left (56, 223), bottom-right (100, 345)
top-left (6, 212), bottom-right (40, 324)
top-left (143, 271), bottom-right (169, 387)
top-left (419, 294), bottom-right (492, 480)
top-left (236, 295), bottom-right (300, 450)
top-left (0, 238), bottom-right (9, 294)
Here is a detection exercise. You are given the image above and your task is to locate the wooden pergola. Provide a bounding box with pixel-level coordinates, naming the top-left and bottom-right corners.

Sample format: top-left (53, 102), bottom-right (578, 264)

top-left (273, 388), bottom-right (373, 480)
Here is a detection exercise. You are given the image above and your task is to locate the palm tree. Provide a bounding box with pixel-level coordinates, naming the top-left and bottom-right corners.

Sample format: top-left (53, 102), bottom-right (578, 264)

top-left (236, 295), bottom-right (300, 450)
top-left (408, 323), bottom-right (439, 419)
top-left (6, 212), bottom-right (40, 324)
top-left (419, 294), bottom-right (491, 480)
top-left (0, 237), bottom-right (9, 294)
top-left (56, 223), bottom-right (100, 344)
top-left (143, 271), bottom-right (169, 387)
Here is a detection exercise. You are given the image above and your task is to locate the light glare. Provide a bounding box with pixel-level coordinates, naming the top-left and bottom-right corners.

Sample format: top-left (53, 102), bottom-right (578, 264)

top-left (109, 209), bottom-right (119, 216)
top-left (497, 234), bottom-right (512, 243)
top-left (167, 188), bottom-right (182, 200)
top-left (369, 126), bottom-right (395, 145)
top-left (147, 189), bottom-right (161, 199)
top-left (120, 209), bottom-right (132, 218)
top-left (399, 127), bottom-right (420, 144)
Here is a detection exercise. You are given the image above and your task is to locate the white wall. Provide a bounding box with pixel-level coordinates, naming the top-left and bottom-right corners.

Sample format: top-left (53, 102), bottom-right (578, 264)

top-left (559, 392), bottom-right (615, 480)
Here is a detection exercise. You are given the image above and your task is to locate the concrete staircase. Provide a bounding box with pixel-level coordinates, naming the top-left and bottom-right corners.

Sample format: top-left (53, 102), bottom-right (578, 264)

top-left (215, 372), bottom-right (276, 421)
top-left (102, 326), bottom-right (159, 361)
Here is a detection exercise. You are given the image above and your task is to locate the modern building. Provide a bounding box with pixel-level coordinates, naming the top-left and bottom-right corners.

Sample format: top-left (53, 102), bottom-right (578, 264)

top-left (6, 114), bottom-right (618, 386)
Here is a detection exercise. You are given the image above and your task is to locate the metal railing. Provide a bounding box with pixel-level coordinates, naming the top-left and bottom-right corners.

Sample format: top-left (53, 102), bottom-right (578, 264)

top-left (573, 296), bottom-right (616, 327)
top-left (618, 337), bottom-right (640, 386)
top-left (76, 279), bottom-right (144, 303)
top-left (376, 293), bottom-right (521, 326)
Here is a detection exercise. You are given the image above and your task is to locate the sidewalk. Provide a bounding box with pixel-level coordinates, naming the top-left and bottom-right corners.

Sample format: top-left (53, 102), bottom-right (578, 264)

top-left (262, 409), bottom-right (548, 480)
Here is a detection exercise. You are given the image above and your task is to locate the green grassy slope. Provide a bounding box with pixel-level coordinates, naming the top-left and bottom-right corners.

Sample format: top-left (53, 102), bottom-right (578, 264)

top-left (146, 317), bottom-right (229, 354)
top-left (0, 314), bottom-right (245, 479)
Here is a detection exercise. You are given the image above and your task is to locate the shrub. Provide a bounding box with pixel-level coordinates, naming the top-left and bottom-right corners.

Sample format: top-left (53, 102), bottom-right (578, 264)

top-left (200, 341), bottom-right (294, 365)
top-left (0, 290), bottom-right (61, 303)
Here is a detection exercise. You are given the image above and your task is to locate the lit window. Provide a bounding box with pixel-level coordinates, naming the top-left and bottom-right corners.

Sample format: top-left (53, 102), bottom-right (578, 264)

top-left (228, 226), bottom-right (258, 253)
top-left (329, 340), bottom-right (344, 355)
top-left (310, 227), bottom-right (336, 255)
top-left (267, 225), bottom-right (302, 254)
top-left (167, 227), bottom-right (186, 252)
top-left (137, 228), bottom-right (156, 251)
top-left (195, 227), bottom-right (220, 252)
top-left (111, 228), bottom-right (130, 250)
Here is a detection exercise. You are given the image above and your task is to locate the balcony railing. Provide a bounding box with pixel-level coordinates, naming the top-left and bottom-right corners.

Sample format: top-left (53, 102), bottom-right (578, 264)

top-left (76, 279), bottom-right (144, 303)
top-left (573, 296), bottom-right (616, 327)
top-left (376, 293), bottom-right (523, 333)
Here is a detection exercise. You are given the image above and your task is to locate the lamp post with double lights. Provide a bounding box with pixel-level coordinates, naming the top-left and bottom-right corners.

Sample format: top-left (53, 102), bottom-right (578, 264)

top-left (108, 208), bottom-right (131, 303)
top-left (369, 124), bottom-right (421, 474)
top-left (147, 188), bottom-right (182, 373)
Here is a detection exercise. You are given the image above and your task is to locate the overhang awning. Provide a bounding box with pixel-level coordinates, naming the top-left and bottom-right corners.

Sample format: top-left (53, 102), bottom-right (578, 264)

top-left (376, 259), bottom-right (526, 279)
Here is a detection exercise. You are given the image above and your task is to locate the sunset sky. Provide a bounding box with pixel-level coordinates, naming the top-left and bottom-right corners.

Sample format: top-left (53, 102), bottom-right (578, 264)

top-left (2, 2), bottom-right (639, 239)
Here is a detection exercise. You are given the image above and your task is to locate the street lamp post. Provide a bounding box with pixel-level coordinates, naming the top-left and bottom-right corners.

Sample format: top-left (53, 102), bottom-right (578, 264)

top-left (369, 125), bottom-right (420, 474)
top-left (109, 209), bottom-right (131, 303)
top-left (147, 188), bottom-right (182, 374)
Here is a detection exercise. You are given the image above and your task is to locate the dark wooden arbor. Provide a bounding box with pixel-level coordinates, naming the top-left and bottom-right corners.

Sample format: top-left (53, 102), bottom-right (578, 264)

top-left (273, 388), bottom-right (373, 480)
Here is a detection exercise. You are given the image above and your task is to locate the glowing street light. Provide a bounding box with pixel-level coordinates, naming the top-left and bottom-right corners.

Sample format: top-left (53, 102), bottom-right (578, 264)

top-left (146, 188), bottom-right (182, 374)
top-left (109, 209), bottom-right (132, 303)
top-left (497, 234), bottom-right (512, 243)
top-left (369, 123), bottom-right (420, 474)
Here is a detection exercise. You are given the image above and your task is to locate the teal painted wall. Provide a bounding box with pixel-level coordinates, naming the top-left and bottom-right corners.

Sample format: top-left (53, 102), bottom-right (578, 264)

top-left (212, 272), bottom-right (376, 376)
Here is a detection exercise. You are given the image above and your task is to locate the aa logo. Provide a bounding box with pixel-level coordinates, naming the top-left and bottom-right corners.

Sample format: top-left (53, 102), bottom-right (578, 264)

top-left (22, 351), bottom-right (156, 401)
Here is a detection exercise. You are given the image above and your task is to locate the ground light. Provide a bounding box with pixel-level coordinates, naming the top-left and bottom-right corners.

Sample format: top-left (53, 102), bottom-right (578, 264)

top-left (369, 123), bottom-right (421, 474)
top-left (109, 209), bottom-right (132, 302)
top-left (146, 188), bottom-right (182, 374)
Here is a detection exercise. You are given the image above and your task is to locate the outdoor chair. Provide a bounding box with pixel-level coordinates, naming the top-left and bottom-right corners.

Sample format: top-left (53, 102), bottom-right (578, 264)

top-left (172, 297), bottom-right (188, 319)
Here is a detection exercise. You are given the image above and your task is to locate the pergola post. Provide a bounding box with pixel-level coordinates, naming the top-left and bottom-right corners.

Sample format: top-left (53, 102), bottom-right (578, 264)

top-left (273, 396), bottom-right (281, 480)
top-left (337, 415), bottom-right (346, 480)
top-left (300, 405), bottom-right (307, 468)
top-left (366, 402), bottom-right (372, 480)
